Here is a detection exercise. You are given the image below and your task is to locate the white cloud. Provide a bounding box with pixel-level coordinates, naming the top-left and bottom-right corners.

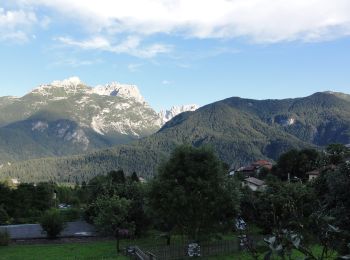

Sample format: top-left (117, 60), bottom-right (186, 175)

top-left (55, 35), bottom-right (172, 58)
top-left (0, 8), bottom-right (37, 28)
top-left (57, 36), bottom-right (110, 49)
top-left (11, 0), bottom-right (350, 43)
top-left (0, 7), bottom-right (50, 43)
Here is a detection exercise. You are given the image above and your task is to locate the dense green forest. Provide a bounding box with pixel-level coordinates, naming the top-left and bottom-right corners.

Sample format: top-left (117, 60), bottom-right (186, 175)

top-left (1, 92), bottom-right (349, 183)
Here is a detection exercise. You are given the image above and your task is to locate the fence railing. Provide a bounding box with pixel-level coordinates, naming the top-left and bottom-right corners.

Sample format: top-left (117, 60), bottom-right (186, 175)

top-left (126, 234), bottom-right (264, 260)
top-left (138, 238), bottom-right (241, 260)
top-left (125, 245), bottom-right (157, 260)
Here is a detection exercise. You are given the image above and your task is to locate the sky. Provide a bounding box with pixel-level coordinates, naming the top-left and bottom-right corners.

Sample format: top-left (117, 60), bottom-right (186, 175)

top-left (1, 0), bottom-right (350, 111)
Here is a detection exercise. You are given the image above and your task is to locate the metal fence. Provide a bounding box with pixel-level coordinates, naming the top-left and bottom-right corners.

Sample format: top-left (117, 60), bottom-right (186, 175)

top-left (138, 239), bottom-right (241, 260)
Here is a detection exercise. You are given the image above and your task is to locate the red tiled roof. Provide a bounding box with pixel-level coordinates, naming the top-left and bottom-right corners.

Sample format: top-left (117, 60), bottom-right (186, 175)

top-left (252, 160), bottom-right (272, 166)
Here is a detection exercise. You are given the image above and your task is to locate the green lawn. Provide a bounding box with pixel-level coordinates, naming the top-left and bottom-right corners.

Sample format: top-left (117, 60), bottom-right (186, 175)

top-left (0, 241), bottom-right (127, 260)
top-left (0, 238), bottom-right (338, 260)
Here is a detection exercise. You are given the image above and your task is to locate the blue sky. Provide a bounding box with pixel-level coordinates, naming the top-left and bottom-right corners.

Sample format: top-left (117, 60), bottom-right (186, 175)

top-left (1, 1), bottom-right (350, 111)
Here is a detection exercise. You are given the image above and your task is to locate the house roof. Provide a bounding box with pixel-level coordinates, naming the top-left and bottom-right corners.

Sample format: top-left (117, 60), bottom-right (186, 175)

top-left (252, 160), bottom-right (272, 167)
top-left (306, 170), bottom-right (320, 176)
top-left (244, 177), bottom-right (265, 186)
top-left (242, 166), bottom-right (256, 172)
top-left (138, 177), bottom-right (146, 183)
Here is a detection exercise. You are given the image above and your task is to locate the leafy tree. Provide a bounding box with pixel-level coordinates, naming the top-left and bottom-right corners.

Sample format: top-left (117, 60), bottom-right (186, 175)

top-left (33, 182), bottom-right (55, 210)
top-left (273, 148), bottom-right (320, 181)
top-left (130, 172), bottom-right (139, 182)
top-left (254, 180), bottom-right (316, 234)
top-left (326, 143), bottom-right (350, 165)
top-left (313, 164), bottom-right (350, 232)
top-left (92, 194), bottom-right (132, 252)
top-left (76, 181), bottom-right (89, 204)
top-left (108, 170), bottom-right (126, 184)
top-left (240, 186), bottom-right (260, 223)
top-left (40, 209), bottom-right (66, 239)
top-left (85, 171), bottom-right (149, 236)
top-left (0, 205), bottom-right (9, 225)
top-left (148, 145), bottom-right (240, 241)
top-left (0, 184), bottom-right (11, 215)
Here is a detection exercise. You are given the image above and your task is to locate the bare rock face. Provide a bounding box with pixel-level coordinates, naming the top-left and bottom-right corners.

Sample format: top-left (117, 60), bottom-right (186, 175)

top-left (27, 77), bottom-right (162, 139)
top-left (159, 104), bottom-right (199, 125)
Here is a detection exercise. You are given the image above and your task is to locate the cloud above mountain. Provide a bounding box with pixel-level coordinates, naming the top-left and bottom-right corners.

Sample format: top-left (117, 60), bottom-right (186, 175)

top-left (0, 7), bottom-right (49, 42)
top-left (55, 35), bottom-right (172, 58)
top-left (8, 0), bottom-right (350, 43)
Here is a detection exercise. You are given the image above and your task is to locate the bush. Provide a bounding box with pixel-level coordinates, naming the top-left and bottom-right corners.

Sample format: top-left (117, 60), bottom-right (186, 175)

top-left (40, 209), bottom-right (66, 239)
top-left (0, 230), bottom-right (10, 246)
top-left (60, 208), bottom-right (81, 222)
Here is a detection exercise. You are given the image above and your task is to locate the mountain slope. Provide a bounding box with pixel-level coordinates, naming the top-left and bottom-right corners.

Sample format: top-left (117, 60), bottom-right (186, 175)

top-left (0, 77), bottom-right (161, 163)
top-left (220, 92), bottom-right (350, 145)
top-left (3, 91), bottom-right (349, 183)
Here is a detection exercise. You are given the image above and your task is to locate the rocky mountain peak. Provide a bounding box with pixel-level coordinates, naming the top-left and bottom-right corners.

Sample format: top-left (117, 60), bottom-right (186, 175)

top-left (30, 76), bottom-right (86, 96)
top-left (50, 77), bottom-right (83, 88)
top-left (92, 82), bottom-right (145, 103)
top-left (159, 104), bottom-right (199, 125)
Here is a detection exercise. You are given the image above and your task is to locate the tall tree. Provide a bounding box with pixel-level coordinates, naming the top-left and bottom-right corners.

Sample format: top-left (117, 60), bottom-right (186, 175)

top-left (148, 145), bottom-right (240, 241)
top-left (273, 149), bottom-right (320, 181)
top-left (92, 194), bottom-right (132, 252)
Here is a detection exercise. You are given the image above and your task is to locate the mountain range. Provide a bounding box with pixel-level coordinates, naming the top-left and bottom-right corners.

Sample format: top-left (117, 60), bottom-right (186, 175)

top-left (0, 77), bottom-right (196, 164)
top-left (1, 85), bottom-right (349, 183)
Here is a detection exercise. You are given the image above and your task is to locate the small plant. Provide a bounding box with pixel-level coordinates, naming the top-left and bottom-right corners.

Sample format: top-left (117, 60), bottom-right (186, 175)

top-left (0, 229), bottom-right (10, 246)
top-left (40, 209), bottom-right (66, 239)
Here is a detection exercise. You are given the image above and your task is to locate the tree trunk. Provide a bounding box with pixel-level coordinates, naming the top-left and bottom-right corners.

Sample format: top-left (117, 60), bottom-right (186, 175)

top-left (166, 234), bottom-right (170, 246)
top-left (115, 228), bottom-right (120, 253)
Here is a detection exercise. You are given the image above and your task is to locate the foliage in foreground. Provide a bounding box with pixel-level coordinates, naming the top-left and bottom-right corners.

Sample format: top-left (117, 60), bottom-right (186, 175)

top-left (92, 194), bottom-right (132, 252)
top-left (0, 229), bottom-right (10, 246)
top-left (40, 209), bottom-right (66, 239)
top-left (148, 145), bottom-right (241, 241)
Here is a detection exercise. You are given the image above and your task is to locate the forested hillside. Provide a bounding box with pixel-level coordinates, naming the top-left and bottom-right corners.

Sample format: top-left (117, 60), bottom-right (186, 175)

top-left (1, 91), bottom-right (349, 183)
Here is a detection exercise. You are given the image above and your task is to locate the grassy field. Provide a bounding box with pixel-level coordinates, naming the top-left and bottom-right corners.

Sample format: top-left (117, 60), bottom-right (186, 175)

top-left (0, 240), bottom-right (127, 260)
top-left (0, 237), bottom-right (337, 260)
top-left (0, 241), bottom-right (253, 260)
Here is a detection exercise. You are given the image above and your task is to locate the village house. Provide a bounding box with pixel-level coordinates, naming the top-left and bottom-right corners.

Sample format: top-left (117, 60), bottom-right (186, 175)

top-left (306, 170), bottom-right (320, 181)
top-left (242, 177), bottom-right (266, 191)
top-left (138, 177), bottom-right (147, 183)
top-left (230, 159), bottom-right (273, 177)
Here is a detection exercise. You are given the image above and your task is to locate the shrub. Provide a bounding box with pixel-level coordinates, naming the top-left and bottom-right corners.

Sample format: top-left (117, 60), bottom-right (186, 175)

top-left (0, 205), bottom-right (9, 225)
top-left (60, 208), bottom-right (81, 222)
top-left (40, 209), bottom-right (66, 239)
top-left (0, 230), bottom-right (10, 246)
